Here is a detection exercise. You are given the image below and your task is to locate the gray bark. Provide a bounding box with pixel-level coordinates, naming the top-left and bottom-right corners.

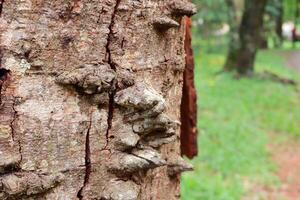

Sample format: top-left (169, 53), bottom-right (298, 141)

top-left (0, 0), bottom-right (195, 199)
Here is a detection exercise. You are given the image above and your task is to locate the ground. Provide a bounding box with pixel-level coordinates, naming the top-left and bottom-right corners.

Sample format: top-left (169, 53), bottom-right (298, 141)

top-left (284, 51), bottom-right (300, 73)
top-left (243, 52), bottom-right (300, 200)
top-left (181, 47), bottom-right (300, 200)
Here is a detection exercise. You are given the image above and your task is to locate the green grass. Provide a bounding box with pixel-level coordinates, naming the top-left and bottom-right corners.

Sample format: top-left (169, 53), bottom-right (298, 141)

top-left (181, 47), bottom-right (300, 200)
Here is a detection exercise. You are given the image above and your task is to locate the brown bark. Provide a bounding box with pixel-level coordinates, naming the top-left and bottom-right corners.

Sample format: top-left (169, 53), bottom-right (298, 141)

top-left (180, 17), bottom-right (198, 159)
top-left (0, 0), bottom-right (196, 200)
top-left (224, 0), bottom-right (268, 75)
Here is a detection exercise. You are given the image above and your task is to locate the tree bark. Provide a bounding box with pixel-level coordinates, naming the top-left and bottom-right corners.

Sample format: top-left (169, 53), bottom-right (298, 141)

top-left (0, 0), bottom-right (196, 199)
top-left (224, 0), bottom-right (268, 75)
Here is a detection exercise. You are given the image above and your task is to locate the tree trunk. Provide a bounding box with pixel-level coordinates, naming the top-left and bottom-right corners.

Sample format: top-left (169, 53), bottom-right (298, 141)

top-left (224, 0), bottom-right (268, 75)
top-left (293, 0), bottom-right (300, 48)
top-left (224, 0), bottom-right (240, 71)
top-left (0, 0), bottom-right (196, 199)
top-left (275, 0), bottom-right (283, 47)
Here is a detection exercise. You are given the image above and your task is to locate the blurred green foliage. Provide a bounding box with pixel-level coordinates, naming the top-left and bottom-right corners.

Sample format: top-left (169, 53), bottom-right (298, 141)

top-left (192, 0), bottom-right (299, 42)
top-left (191, 0), bottom-right (234, 39)
top-left (283, 0), bottom-right (298, 21)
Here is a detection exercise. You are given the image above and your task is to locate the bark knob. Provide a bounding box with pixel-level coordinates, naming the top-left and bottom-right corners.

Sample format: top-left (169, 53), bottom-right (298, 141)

top-left (153, 17), bottom-right (180, 30)
top-left (169, 1), bottom-right (197, 17)
top-left (167, 157), bottom-right (193, 176)
top-left (55, 64), bottom-right (116, 94)
top-left (109, 149), bottom-right (166, 174)
top-left (132, 114), bottom-right (179, 136)
top-left (0, 172), bottom-right (64, 197)
top-left (115, 83), bottom-right (166, 120)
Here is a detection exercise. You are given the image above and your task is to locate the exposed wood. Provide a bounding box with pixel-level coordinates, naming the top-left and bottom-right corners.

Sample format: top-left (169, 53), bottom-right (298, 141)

top-left (180, 17), bottom-right (198, 159)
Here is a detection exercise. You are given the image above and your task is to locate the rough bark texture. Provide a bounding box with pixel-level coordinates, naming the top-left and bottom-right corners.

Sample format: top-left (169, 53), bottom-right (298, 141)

top-left (180, 17), bottom-right (197, 159)
top-left (0, 0), bottom-right (196, 199)
top-left (224, 0), bottom-right (267, 75)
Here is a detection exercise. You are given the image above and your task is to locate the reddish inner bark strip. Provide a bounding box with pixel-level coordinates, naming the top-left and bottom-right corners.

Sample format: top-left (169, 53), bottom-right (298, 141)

top-left (180, 17), bottom-right (198, 159)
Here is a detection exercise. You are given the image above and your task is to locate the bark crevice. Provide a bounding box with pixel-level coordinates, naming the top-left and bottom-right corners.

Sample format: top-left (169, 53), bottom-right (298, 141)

top-left (10, 97), bottom-right (17, 141)
top-left (77, 116), bottom-right (92, 200)
top-left (103, 0), bottom-right (121, 150)
top-left (11, 97), bottom-right (23, 167)
top-left (0, 68), bottom-right (10, 105)
top-left (17, 139), bottom-right (23, 168)
top-left (0, 0), bottom-right (4, 17)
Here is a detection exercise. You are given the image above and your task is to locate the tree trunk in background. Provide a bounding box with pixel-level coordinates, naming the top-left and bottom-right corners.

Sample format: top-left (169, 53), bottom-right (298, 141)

top-left (0, 0), bottom-right (196, 199)
top-left (293, 0), bottom-right (300, 47)
top-left (224, 0), bottom-right (268, 75)
top-left (180, 17), bottom-right (198, 159)
top-left (224, 0), bottom-right (240, 71)
top-left (275, 0), bottom-right (283, 47)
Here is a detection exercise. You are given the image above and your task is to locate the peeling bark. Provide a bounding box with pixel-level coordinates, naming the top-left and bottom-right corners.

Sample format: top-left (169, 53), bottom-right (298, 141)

top-left (0, 0), bottom-right (196, 199)
top-left (180, 17), bottom-right (198, 159)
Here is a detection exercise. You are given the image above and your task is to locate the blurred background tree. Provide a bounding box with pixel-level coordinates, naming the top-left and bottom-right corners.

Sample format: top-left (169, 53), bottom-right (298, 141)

top-left (224, 0), bottom-right (268, 75)
top-left (192, 0), bottom-right (300, 74)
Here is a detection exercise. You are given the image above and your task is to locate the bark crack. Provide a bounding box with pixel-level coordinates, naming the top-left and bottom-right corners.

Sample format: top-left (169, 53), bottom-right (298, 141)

top-left (17, 139), bottom-right (23, 168)
top-left (11, 97), bottom-right (23, 167)
top-left (10, 97), bottom-right (17, 141)
top-left (0, 0), bottom-right (4, 17)
top-left (77, 116), bottom-right (92, 200)
top-left (105, 0), bottom-right (121, 71)
top-left (102, 0), bottom-right (121, 150)
top-left (0, 68), bottom-right (10, 105)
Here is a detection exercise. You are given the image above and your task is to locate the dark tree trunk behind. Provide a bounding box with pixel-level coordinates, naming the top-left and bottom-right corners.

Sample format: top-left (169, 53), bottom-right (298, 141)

top-left (275, 0), bottom-right (283, 46)
top-left (293, 0), bottom-right (300, 47)
top-left (224, 0), bottom-right (240, 71)
top-left (224, 0), bottom-right (268, 75)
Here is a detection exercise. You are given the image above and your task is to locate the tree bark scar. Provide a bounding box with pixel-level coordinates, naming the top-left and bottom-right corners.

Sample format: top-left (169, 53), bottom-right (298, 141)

top-left (103, 0), bottom-right (121, 150)
top-left (180, 17), bottom-right (198, 159)
top-left (0, 0), bottom-right (4, 17)
top-left (77, 115), bottom-right (92, 200)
